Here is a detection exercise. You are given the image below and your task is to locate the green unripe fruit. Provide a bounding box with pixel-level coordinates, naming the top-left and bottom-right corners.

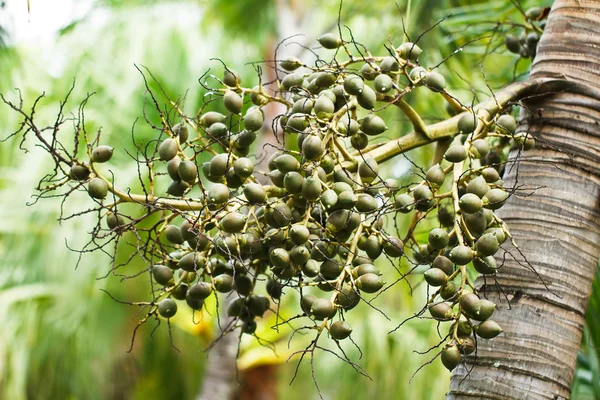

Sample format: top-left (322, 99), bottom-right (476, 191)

top-left (165, 225), bottom-right (184, 244)
top-left (280, 56), bottom-right (302, 71)
top-left (320, 260), bottom-right (342, 279)
top-left (172, 122), bottom-right (188, 144)
top-left (383, 236), bottom-right (404, 257)
top-left (158, 298), bottom-right (177, 318)
top-left (88, 178), bottom-right (108, 199)
top-left (350, 132), bottom-right (369, 150)
top-left (397, 42), bottom-right (422, 60)
top-left (199, 111), bottom-right (227, 128)
top-left (220, 212), bottom-right (247, 233)
top-left (302, 135), bottom-right (325, 160)
top-left (207, 122), bottom-right (229, 139)
top-left (343, 74), bottom-right (364, 95)
top-left (281, 73), bottom-right (304, 90)
top-left (428, 228), bottom-right (449, 249)
top-left (496, 114), bottom-right (516, 134)
top-left (302, 259), bottom-right (320, 278)
top-left (314, 95), bottom-right (335, 118)
top-left (474, 299), bottom-right (496, 321)
top-left (471, 139), bottom-right (490, 159)
top-left (70, 164), bottom-right (90, 181)
top-left (178, 160), bottom-right (197, 183)
top-left (213, 274), bottom-right (234, 292)
top-left (440, 281), bottom-right (458, 300)
top-left (318, 33), bottom-right (342, 49)
top-left (244, 108), bottom-right (264, 131)
top-left (224, 90), bottom-right (243, 114)
top-left (356, 273), bottom-right (384, 293)
top-left (247, 295), bottom-right (270, 317)
top-left (208, 183), bottom-right (230, 205)
top-left (227, 297), bottom-right (245, 317)
top-left (409, 66), bottom-right (427, 83)
top-left (266, 280), bottom-right (283, 299)
top-left (167, 156), bottom-right (181, 181)
top-left (333, 191), bottom-right (354, 209)
top-left (209, 154), bottom-right (230, 177)
top-left (310, 298), bottom-right (336, 320)
top-left (424, 268), bottom-right (448, 287)
top-left (459, 292), bottom-right (481, 317)
top-left (467, 176), bottom-right (490, 198)
top-left (220, 68), bottom-right (241, 87)
top-left (289, 224), bottom-right (310, 245)
top-left (301, 294), bottom-right (317, 314)
top-left (311, 240), bottom-right (338, 261)
top-left (426, 164), bottom-right (445, 187)
top-left (326, 209), bottom-right (352, 233)
top-left (395, 193), bottom-right (414, 213)
top-left (473, 256), bottom-right (497, 274)
top-left (302, 177), bottom-right (322, 202)
top-left (330, 321), bottom-right (352, 340)
top-left (457, 336), bottom-right (476, 355)
top-left (273, 204), bottom-right (293, 227)
top-left (475, 320), bottom-right (503, 339)
top-left (458, 113), bottom-right (476, 134)
top-left (179, 252), bottom-right (205, 272)
top-left (290, 245), bottom-right (310, 265)
top-left (351, 264), bottom-right (381, 278)
top-left (380, 56), bottom-right (400, 73)
top-left (459, 193), bottom-right (483, 214)
top-left (167, 180), bottom-right (189, 197)
top-left (356, 193), bottom-right (378, 212)
top-left (337, 284), bottom-right (360, 309)
top-left (314, 72), bottom-right (336, 88)
top-left (320, 189), bottom-right (338, 210)
top-left (243, 183), bottom-right (267, 203)
top-left (438, 207), bottom-right (455, 228)
top-left (425, 71), bottom-right (446, 91)
top-left (413, 185), bottom-right (434, 211)
top-left (429, 302), bottom-right (454, 320)
top-left (91, 145), bottom-right (114, 163)
top-left (275, 154), bottom-right (300, 173)
top-left (476, 233), bottom-right (500, 257)
top-left (373, 73), bottom-right (393, 93)
top-left (292, 98), bottom-right (313, 114)
top-left (360, 63), bottom-right (379, 80)
top-left (504, 34), bottom-right (521, 54)
top-left (485, 227), bottom-right (506, 244)
top-left (360, 115), bottom-right (388, 136)
top-left (270, 248), bottom-right (290, 269)
top-left (441, 345), bottom-right (461, 371)
top-left (159, 138), bottom-right (178, 161)
top-left (449, 245), bottom-right (474, 265)
top-left (188, 282), bottom-right (212, 300)
top-left (357, 85), bottom-right (376, 110)
top-left (235, 274), bottom-right (255, 296)
top-left (284, 172), bottom-right (305, 194)
top-left (364, 235), bottom-right (383, 259)
top-left (106, 212), bottom-right (124, 229)
top-left (152, 265), bottom-right (173, 285)
top-left (444, 145), bottom-right (468, 163)
top-left (433, 255), bottom-right (454, 275)
top-left (464, 211), bottom-right (488, 236)
top-left (232, 158), bottom-right (253, 179)
top-left (358, 157), bottom-right (379, 184)
top-left (483, 189), bottom-right (509, 210)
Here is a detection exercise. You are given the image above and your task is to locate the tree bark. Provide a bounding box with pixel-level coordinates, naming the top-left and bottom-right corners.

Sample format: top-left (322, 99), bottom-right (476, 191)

top-left (449, 1), bottom-right (600, 399)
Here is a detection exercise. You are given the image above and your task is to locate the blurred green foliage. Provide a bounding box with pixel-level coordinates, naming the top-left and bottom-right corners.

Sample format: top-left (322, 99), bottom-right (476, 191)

top-left (2, 0), bottom-right (595, 399)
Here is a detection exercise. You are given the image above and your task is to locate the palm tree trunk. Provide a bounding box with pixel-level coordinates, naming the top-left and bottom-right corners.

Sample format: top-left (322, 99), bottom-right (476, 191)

top-left (449, 1), bottom-right (600, 398)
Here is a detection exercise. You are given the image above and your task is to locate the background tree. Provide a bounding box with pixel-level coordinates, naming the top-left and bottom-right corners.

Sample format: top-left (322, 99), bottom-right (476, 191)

top-left (1, 1), bottom-right (599, 400)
